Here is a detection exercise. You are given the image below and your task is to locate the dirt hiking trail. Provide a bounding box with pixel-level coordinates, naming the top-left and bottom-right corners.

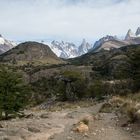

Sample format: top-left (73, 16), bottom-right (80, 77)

top-left (0, 103), bottom-right (139, 140)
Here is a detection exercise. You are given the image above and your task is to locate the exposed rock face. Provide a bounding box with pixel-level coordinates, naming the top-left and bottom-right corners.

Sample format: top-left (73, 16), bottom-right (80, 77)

top-left (125, 27), bottom-right (140, 40)
top-left (78, 39), bottom-right (92, 56)
top-left (135, 27), bottom-right (140, 36)
top-left (125, 29), bottom-right (136, 40)
top-left (0, 34), bottom-right (16, 54)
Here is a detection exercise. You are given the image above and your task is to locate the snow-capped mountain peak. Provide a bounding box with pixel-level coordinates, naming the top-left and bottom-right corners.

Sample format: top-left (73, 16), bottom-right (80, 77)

top-left (49, 39), bottom-right (92, 59)
top-left (0, 35), bottom-right (16, 54)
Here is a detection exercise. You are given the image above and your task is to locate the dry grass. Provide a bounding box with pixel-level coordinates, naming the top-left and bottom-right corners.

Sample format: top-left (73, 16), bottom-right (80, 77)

top-left (99, 102), bottom-right (113, 113)
top-left (42, 100), bottom-right (96, 112)
top-left (100, 93), bottom-right (140, 122)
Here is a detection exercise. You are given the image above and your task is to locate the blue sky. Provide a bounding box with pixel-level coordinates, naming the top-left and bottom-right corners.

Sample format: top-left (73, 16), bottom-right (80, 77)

top-left (0, 0), bottom-right (140, 43)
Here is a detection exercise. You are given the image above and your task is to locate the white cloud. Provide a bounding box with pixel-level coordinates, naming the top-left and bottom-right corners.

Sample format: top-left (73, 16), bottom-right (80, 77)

top-left (0, 0), bottom-right (140, 42)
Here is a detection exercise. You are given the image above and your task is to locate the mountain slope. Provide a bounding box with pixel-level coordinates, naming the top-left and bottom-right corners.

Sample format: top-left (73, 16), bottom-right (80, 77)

top-left (0, 35), bottom-right (16, 54)
top-left (90, 27), bottom-right (140, 53)
top-left (70, 44), bottom-right (140, 67)
top-left (0, 42), bottom-right (63, 65)
top-left (91, 35), bottom-right (130, 52)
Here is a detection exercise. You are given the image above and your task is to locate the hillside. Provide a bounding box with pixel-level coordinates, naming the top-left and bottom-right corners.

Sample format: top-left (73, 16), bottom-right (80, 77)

top-left (70, 44), bottom-right (139, 63)
top-left (0, 42), bottom-right (64, 65)
top-left (69, 44), bottom-right (140, 80)
top-left (95, 39), bottom-right (130, 51)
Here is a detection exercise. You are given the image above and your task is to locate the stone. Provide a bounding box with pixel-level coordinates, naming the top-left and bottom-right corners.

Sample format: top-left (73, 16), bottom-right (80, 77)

top-left (24, 113), bottom-right (34, 119)
top-left (40, 113), bottom-right (50, 119)
top-left (92, 132), bottom-right (97, 136)
top-left (67, 136), bottom-right (74, 140)
top-left (84, 133), bottom-right (89, 137)
top-left (28, 127), bottom-right (40, 133)
top-left (74, 122), bottom-right (89, 133)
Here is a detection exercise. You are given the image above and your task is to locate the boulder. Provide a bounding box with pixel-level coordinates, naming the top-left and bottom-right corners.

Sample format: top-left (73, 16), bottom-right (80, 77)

top-left (74, 122), bottom-right (89, 133)
top-left (40, 113), bottom-right (50, 119)
top-left (28, 127), bottom-right (40, 133)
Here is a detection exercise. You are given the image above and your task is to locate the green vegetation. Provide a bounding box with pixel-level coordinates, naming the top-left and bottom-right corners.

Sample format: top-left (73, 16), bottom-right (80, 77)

top-left (0, 44), bottom-right (140, 108)
top-left (32, 71), bottom-right (87, 103)
top-left (58, 71), bottom-right (87, 101)
top-left (131, 47), bottom-right (140, 92)
top-left (88, 80), bottom-right (105, 100)
top-left (0, 66), bottom-right (30, 119)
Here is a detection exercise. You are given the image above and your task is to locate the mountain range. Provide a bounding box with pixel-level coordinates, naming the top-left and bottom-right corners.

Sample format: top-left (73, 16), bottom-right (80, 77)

top-left (91, 27), bottom-right (140, 52)
top-left (0, 27), bottom-right (140, 59)
top-left (49, 27), bottom-right (140, 58)
top-left (48, 39), bottom-right (92, 58)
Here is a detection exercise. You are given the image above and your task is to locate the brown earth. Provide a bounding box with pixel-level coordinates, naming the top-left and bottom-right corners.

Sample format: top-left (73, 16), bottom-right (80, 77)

top-left (0, 102), bottom-right (139, 140)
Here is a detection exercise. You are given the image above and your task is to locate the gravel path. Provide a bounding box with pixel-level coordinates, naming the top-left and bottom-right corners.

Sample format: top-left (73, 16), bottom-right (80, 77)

top-left (0, 103), bottom-right (139, 140)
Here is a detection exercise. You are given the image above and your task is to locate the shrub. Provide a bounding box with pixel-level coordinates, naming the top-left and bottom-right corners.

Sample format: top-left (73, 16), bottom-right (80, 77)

top-left (58, 71), bottom-right (87, 101)
top-left (88, 80), bottom-right (105, 100)
top-left (130, 48), bottom-right (140, 92)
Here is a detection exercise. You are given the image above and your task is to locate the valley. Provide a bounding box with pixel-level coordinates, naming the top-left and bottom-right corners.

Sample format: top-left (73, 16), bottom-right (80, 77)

top-left (0, 29), bottom-right (140, 140)
top-left (0, 0), bottom-right (140, 139)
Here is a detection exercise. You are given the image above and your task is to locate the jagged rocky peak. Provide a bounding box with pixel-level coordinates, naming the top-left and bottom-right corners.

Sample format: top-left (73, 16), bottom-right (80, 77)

top-left (81, 39), bottom-right (91, 48)
top-left (49, 39), bottom-right (92, 59)
top-left (136, 27), bottom-right (140, 36)
top-left (81, 38), bottom-right (86, 45)
top-left (125, 27), bottom-right (140, 40)
top-left (78, 39), bottom-right (92, 55)
top-left (125, 29), bottom-right (136, 40)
